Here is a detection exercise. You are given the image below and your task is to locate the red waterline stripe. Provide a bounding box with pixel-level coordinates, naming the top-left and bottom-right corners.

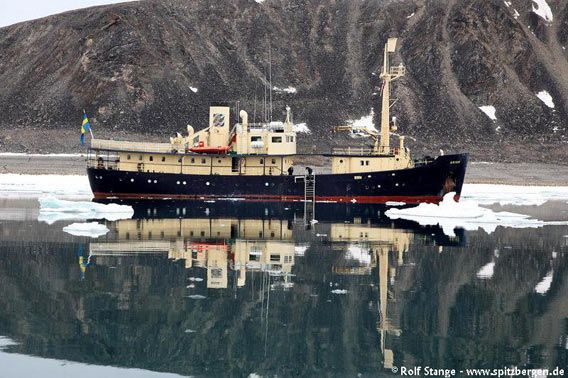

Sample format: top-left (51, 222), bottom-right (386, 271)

top-left (93, 192), bottom-right (444, 204)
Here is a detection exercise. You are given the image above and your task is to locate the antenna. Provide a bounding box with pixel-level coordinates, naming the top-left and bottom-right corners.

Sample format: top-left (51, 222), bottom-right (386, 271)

top-left (268, 39), bottom-right (273, 123)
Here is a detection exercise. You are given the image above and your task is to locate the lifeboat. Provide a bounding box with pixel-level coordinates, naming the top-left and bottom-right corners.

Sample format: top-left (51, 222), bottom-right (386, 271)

top-left (189, 141), bottom-right (231, 154)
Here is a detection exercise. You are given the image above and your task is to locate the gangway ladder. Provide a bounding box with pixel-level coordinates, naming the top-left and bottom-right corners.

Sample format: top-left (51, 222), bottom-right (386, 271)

top-left (304, 173), bottom-right (316, 223)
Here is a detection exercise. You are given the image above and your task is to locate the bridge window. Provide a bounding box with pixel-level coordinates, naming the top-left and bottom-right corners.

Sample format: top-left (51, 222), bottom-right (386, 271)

top-left (270, 254), bottom-right (280, 262)
top-left (191, 158), bottom-right (195, 163)
top-left (272, 136), bottom-right (282, 143)
top-left (149, 156), bottom-right (153, 161)
top-left (127, 154), bottom-right (131, 160)
top-left (161, 156), bottom-right (166, 162)
top-left (139, 155), bottom-right (143, 161)
top-left (201, 158), bottom-right (206, 164)
top-left (271, 158), bottom-right (276, 164)
top-left (260, 158), bottom-right (264, 164)
top-left (251, 136), bottom-right (262, 142)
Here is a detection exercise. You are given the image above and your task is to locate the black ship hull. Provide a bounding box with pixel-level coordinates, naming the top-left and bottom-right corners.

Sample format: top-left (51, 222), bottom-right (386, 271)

top-left (88, 153), bottom-right (468, 204)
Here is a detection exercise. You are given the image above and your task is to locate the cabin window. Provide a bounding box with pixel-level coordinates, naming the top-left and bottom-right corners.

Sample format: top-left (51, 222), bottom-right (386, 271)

top-left (272, 136), bottom-right (282, 143)
top-left (218, 159), bottom-right (222, 163)
top-left (365, 160), bottom-right (369, 166)
top-left (201, 158), bottom-right (206, 164)
top-left (251, 136), bottom-right (262, 142)
top-left (360, 160), bottom-right (364, 166)
top-left (178, 157), bottom-right (182, 163)
top-left (139, 155), bottom-right (143, 161)
top-left (271, 158), bottom-right (276, 164)
top-left (339, 159), bottom-right (344, 164)
top-left (260, 158), bottom-right (264, 164)
top-left (270, 254), bottom-right (280, 262)
top-left (127, 154), bottom-right (131, 160)
top-left (191, 158), bottom-right (195, 163)
top-left (161, 156), bottom-right (166, 162)
top-left (149, 156), bottom-right (153, 161)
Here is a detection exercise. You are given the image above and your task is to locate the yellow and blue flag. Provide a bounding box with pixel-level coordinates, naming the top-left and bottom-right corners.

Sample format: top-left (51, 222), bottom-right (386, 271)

top-left (80, 112), bottom-right (91, 145)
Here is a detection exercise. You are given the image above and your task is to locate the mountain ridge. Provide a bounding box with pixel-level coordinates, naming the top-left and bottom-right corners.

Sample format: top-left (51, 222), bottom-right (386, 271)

top-left (0, 0), bottom-right (567, 161)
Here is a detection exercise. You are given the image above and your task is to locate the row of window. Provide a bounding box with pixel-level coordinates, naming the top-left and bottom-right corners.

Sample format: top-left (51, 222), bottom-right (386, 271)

top-left (250, 136), bottom-right (294, 143)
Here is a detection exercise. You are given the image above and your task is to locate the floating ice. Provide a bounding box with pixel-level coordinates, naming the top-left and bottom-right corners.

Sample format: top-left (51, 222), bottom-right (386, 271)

top-left (0, 153), bottom-right (84, 157)
top-left (63, 222), bottom-right (109, 238)
top-left (0, 174), bottom-right (91, 199)
top-left (188, 277), bottom-right (204, 282)
top-left (462, 184), bottom-right (568, 206)
top-left (184, 329), bottom-right (197, 333)
top-left (331, 289), bottom-right (348, 294)
top-left (386, 201), bottom-right (406, 206)
top-left (385, 192), bottom-right (568, 237)
top-left (532, 0), bottom-right (553, 22)
top-left (0, 336), bottom-right (184, 377)
top-left (536, 90), bottom-right (555, 108)
top-left (535, 270), bottom-right (553, 294)
top-left (476, 261), bottom-right (495, 279)
top-left (294, 122), bottom-right (311, 133)
top-left (38, 196), bottom-right (134, 224)
top-left (187, 295), bottom-right (206, 299)
top-left (479, 105), bottom-right (497, 121)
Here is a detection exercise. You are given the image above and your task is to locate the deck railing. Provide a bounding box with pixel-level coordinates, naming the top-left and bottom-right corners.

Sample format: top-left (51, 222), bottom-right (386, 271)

top-left (91, 139), bottom-right (174, 153)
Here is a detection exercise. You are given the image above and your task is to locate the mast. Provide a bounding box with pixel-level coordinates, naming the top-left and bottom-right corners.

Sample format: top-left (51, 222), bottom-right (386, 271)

top-left (378, 38), bottom-right (405, 154)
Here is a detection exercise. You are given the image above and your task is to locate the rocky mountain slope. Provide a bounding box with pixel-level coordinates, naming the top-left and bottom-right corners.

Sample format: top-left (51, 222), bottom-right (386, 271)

top-left (0, 0), bottom-right (567, 161)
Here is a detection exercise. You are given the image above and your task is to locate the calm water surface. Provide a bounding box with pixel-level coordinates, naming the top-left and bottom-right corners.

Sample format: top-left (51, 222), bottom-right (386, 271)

top-left (0, 199), bottom-right (567, 377)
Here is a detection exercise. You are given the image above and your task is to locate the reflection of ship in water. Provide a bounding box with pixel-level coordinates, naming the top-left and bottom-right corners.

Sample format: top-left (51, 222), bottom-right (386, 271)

top-left (89, 217), bottom-right (297, 289)
top-left (87, 201), bottom-right (464, 291)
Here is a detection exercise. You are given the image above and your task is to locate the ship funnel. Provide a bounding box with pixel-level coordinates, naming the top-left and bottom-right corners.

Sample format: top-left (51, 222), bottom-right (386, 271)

top-left (239, 110), bottom-right (248, 126)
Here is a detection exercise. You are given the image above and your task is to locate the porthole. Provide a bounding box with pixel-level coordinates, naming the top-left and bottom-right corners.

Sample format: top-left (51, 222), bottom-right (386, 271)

top-left (391, 173), bottom-right (396, 176)
top-left (153, 180), bottom-right (157, 183)
top-left (339, 159), bottom-right (343, 164)
top-left (183, 181), bottom-right (187, 185)
top-left (147, 179), bottom-right (151, 183)
top-left (161, 156), bottom-right (166, 162)
top-left (218, 159), bottom-right (222, 163)
top-left (177, 181), bottom-right (180, 185)
top-left (265, 182), bottom-right (269, 186)
top-left (395, 183), bottom-right (399, 187)
top-left (206, 182), bottom-right (210, 186)
top-left (130, 178), bottom-right (134, 182)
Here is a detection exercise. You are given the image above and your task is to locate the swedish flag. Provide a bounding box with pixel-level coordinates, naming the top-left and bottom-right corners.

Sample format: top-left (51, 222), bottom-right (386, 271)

top-left (80, 112), bottom-right (91, 145)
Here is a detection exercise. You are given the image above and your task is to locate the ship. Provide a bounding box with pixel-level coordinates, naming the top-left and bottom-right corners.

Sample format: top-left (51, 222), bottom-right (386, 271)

top-left (87, 38), bottom-right (468, 204)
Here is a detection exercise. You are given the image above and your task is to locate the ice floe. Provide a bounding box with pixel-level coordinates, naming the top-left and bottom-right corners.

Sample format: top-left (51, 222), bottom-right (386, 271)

top-left (386, 201), bottom-right (406, 206)
top-left (462, 184), bottom-right (568, 206)
top-left (536, 90), bottom-right (555, 108)
top-left (63, 222), bottom-right (109, 238)
top-left (534, 270), bottom-right (553, 294)
top-left (385, 192), bottom-right (568, 237)
top-left (38, 196), bottom-right (133, 224)
top-left (294, 122), bottom-right (311, 133)
top-left (532, 0), bottom-right (553, 22)
top-left (0, 153), bottom-right (84, 157)
top-left (476, 261), bottom-right (495, 279)
top-left (0, 336), bottom-right (184, 378)
top-left (331, 289), bottom-right (348, 294)
top-left (0, 174), bottom-right (91, 199)
top-left (479, 105), bottom-right (497, 121)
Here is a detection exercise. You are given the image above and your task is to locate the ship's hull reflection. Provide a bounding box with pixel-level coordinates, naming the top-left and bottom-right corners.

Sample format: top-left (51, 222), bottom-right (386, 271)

top-left (95, 199), bottom-right (465, 247)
